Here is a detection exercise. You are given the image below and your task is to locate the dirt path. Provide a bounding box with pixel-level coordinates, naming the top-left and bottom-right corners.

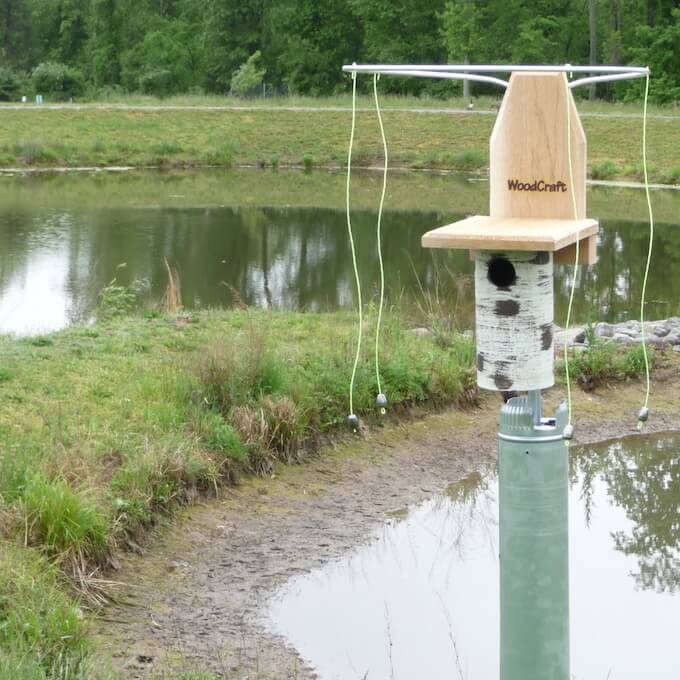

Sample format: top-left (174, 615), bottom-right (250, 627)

top-left (97, 378), bottom-right (680, 679)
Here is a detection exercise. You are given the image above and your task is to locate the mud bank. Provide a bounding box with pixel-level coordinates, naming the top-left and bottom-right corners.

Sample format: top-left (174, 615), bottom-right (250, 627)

top-left (97, 376), bottom-right (680, 679)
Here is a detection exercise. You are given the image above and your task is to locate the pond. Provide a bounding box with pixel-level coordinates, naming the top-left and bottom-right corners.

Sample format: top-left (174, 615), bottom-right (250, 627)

top-left (1, 169), bottom-right (680, 336)
top-left (265, 433), bottom-right (680, 680)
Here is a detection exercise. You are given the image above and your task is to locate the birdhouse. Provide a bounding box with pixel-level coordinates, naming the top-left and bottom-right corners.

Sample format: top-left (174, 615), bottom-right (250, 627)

top-left (422, 72), bottom-right (598, 392)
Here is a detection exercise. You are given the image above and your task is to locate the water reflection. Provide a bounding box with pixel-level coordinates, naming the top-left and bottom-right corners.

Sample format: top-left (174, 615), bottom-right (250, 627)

top-left (1, 171), bottom-right (680, 335)
top-left (266, 434), bottom-right (680, 679)
top-left (573, 435), bottom-right (680, 594)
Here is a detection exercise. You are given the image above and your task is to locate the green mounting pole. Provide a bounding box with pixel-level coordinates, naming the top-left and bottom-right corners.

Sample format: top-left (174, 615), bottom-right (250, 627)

top-left (499, 391), bottom-right (570, 680)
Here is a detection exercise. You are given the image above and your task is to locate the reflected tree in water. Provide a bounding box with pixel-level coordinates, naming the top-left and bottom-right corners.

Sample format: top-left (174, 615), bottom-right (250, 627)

top-left (4, 200), bottom-right (680, 334)
top-left (573, 436), bottom-right (680, 593)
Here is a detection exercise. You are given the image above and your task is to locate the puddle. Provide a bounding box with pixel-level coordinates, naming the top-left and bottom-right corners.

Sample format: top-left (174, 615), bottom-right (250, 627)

top-left (265, 434), bottom-right (680, 679)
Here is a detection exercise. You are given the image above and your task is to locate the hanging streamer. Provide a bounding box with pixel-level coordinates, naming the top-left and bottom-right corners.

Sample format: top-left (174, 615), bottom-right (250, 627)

top-left (373, 74), bottom-right (388, 414)
top-left (562, 74), bottom-right (580, 443)
top-left (638, 73), bottom-right (654, 429)
top-left (563, 72), bottom-right (655, 439)
top-left (346, 69), bottom-right (362, 431)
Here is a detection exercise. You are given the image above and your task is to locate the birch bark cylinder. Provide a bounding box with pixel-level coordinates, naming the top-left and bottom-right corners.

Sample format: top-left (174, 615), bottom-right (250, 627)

top-left (475, 251), bottom-right (554, 391)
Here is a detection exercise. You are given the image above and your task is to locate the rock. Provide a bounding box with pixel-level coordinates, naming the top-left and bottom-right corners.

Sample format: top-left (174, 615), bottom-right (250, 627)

top-left (618, 323), bottom-right (641, 337)
top-left (573, 329), bottom-right (587, 344)
top-left (645, 335), bottom-right (668, 347)
top-left (665, 332), bottom-right (680, 346)
top-left (410, 327), bottom-right (432, 337)
top-left (555, 327), bottom-right (585, 346)
top-left (652, 321), bottom-right (671, 337)
top-left (611, 332), bottom-right (636, 345)
top-left (596, 322), bottom-right (615, 338)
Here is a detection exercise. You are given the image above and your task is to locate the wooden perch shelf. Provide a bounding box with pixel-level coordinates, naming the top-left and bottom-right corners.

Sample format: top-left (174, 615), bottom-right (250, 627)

top-left (421, 215), bottom-right (599, 264)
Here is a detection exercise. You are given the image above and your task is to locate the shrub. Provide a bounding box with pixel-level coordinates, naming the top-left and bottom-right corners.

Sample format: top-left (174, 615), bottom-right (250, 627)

top-left (12, 140), bottom-right (57, 165)
top-left (97, 277), bottom-right (148, 320)
top-left (451, 149), bottom-right (486, 171)
top-left (230, 51), bottom-right (266, 97)
top-left (31, 62), bottom-right (84, 101)
top-left (0, 66), bottom-right (22, 101)
top-left (590, 160), bottom-right (620, 180)
top-left (562, 336), bottom-right (654, 391)
top-left (139, 69), bottom-right (175, 97)
top-left (621, 343), bottom-right (653, 378)
top-left (662, 167), bottom-right (680, 185)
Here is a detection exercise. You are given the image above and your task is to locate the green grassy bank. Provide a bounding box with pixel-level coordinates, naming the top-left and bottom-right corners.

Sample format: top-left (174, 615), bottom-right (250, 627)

top-left (2, 168), bottom-right (680, 225)
top-left (0, 307), bottom-right (478, 677)
top-left (1, 99), bottom-right (680, 184)
top-left (0, 303), bottom-right (663, 677)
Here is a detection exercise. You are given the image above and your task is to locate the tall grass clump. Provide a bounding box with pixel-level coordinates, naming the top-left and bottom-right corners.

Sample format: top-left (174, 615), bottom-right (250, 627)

top-left (188, 313), bottom-right (477, 474)
top-left (451, 149), bottom-right (486, 172)
top-left (661, 166), bottom-right (680, 185)
top-left (590, 159), bottom-right (619, 180)
top-left (200, 145), bottom-right (233, 167)
top-left (18, 475), bottom-right (110, 564)
top-left (11, 140), bottom-right (57, 165)
top-left (193, 332), bottom-right (284, 415)
top-left (161, 257), bottom-right (182, 314)
top-left (560, 330), bottom-right (655, 391)
top-left (0, 543), bottom-right (88, 676)
top-left (408, 257), bottom-right (473, 347)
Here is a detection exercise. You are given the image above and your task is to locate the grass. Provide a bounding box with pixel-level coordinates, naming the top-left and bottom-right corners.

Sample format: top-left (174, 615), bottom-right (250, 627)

top-left (0, 542), bottom-right (115, 679)
top-left (0, 286), bottom-right (662, 677)
top-left (2, 168), bottom-right (680, 228)
top-left (0, 306), bottom-right (477, 675)
top-left (0, 95), bottom-right (679, 182)
top-left (3, 91), bottom-right (678, 116)
top-left (558, 327), bottom-right (655, 391)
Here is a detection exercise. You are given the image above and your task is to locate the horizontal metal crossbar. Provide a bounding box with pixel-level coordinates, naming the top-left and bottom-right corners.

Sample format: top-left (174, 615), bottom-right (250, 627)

top-left (342, 63), bottom-right (650, 90)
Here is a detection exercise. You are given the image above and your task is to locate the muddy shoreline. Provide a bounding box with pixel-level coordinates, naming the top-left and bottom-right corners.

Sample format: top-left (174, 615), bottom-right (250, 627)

top-left (97, 377), bottom-right (680, 679)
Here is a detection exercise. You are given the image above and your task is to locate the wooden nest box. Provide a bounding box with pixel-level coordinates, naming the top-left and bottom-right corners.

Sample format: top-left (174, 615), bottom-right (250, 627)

top-left (422, 72), bottom-right (598, 393)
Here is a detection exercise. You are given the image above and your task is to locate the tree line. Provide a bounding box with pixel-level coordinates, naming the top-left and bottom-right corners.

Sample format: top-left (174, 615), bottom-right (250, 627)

top-left (0, 0), bottom-right (679, 102)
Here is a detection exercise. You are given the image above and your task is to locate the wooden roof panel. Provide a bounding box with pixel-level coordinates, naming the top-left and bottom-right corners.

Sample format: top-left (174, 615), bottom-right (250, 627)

top-left (421, 215), bottom-right (598, 252)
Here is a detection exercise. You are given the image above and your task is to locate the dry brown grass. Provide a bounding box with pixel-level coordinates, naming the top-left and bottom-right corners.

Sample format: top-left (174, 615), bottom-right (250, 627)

top-left (161, 257), bottom-right (182, 314)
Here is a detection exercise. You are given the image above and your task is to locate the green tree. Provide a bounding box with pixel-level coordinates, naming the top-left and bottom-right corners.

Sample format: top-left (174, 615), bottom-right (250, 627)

top-left (265, 0), bottom-right (361, 94)
top-left (0, 0), bottom-right (33, 69)
top-left (121, 21), bottom-right (196, 95)
top-left (86, 0), bottom-right (122, 87)
top-left (626, 7), bottom-right (680, 103)
top-left (28, 0), bottom-right (89, 65)
top-left (32, 60), bottom-right (84, 99)
top-left (441, 0), bottom-right (483, 97)
top-left (350, 0), bottom-right (447, 94)
top-left (511, 15), bottom-right (561, 63)
top-left (0, 66), bottom-right (23, 100)
top-left (202, 0), bottom-right (266, 93)
top-left (230, 50), bottom-right (266, 97)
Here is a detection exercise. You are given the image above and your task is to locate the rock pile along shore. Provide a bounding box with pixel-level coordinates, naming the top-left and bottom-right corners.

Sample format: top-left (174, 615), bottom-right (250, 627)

top-left (567, 318), bottom-right (680, 350)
